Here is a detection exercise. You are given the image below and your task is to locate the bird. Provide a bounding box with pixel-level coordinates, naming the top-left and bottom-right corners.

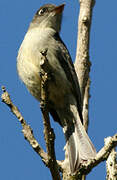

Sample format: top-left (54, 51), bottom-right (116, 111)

top-left (17, 4), bottom-right (96, 173)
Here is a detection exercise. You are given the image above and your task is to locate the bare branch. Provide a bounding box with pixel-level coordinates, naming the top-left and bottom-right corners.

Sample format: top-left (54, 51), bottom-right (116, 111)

top-left (40, 50), bottom-right (61, 180)
top-left (82, 78), bottom-right (90, 130)
top-left (74, 0), bottom-right (95, 131)
top-left (1, 86), bottom-right (48, 165)
top-left (74, 1), bottom-right (95, 179)
top-left (2, 86), bottom-right (117, 179)
top-left (105, 137), bottom-right (117, 180)
top-left (75, 0), bottom-right (95, 100)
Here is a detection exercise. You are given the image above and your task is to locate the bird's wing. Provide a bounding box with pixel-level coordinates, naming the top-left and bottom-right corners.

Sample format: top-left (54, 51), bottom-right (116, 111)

top-left (53, 32), bottom-right (83, 123)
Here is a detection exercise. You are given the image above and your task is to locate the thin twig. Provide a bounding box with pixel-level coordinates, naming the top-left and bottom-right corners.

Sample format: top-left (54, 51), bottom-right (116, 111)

top-left (1, 86), bottom-right (48, 165)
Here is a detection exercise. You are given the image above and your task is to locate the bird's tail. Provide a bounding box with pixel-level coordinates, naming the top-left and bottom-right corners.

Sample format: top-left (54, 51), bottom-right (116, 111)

top-left (59, 104), bottom-right (96, 173)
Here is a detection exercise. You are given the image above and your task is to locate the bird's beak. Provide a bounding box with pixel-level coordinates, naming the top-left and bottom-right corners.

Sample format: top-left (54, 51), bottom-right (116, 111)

top-left (52, 4), bottom-right (65, 14)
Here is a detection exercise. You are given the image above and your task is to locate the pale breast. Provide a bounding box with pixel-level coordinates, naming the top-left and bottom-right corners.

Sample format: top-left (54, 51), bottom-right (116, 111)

top-left (17, 29), bottom-right (43, 100)
top-left (17, 27), bottom-right (71, 107)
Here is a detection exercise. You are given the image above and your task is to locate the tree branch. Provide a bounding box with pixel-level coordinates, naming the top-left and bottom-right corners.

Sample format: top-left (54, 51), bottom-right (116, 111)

top-left (105, 137), bottom-right (117, 180)
top-left (1, 86), bottom-right (48, 166)
top-left (1, 86), bottom-right (117, 179)
top-left (1, 49), bottom-right (62, 180)
top-left (39, 49), bottom-right (61, 180)
top-left (74, 0), bottom-right (95, 130)
top-left (82, 78), bottom-right (90, 130)
top-left (73, 1), bottom-right (95, 179)
top-left (75, 0), bottom-right (95, 100)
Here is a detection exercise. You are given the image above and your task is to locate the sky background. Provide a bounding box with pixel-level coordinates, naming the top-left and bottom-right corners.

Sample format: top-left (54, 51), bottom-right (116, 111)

top-left (0, 0), bottom-right (117, 179)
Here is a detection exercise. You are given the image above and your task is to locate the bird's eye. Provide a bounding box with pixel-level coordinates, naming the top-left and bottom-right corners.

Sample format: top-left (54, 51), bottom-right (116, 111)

top-left (38, 8), bottom-right (47, 15)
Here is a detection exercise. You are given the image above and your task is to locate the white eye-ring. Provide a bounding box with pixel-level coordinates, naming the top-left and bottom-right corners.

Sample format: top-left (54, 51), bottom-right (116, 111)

top-left (38, 8), bottom-right (47, 15)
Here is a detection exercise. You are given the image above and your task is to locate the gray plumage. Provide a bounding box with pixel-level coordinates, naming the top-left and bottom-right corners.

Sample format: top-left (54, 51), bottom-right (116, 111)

top-left (17, 4), bottom-right (96, 173)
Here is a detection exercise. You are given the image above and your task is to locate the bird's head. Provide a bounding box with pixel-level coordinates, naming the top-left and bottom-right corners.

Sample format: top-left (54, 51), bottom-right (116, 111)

top-left (30, 4), bottom-right (65, 32)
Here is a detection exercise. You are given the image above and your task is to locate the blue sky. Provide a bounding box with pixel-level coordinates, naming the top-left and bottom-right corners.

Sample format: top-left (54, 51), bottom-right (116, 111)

top-left (0, 0), bottom-right (117, 179)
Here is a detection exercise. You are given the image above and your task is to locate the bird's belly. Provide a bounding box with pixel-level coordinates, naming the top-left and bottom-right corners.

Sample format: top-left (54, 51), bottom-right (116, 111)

top-left (17, 50), bottom-right (71, 109)
top-left (17, 29), bottom-right (71, 108)
top-left (17, 53), bottom-right (41, 101)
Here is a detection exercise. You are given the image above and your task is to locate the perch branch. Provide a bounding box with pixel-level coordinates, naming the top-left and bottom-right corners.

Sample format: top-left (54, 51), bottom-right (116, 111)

top-left (1, 86), bottom-right (48, 165)
top-left (40, 49), bottom-right (61, 180)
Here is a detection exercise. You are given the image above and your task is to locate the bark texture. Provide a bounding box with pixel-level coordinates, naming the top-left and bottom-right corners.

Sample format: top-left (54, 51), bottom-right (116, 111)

top-left (105, 137), bottom-right (117, 180)
top-left (75, 0), bottom-right (95, 129)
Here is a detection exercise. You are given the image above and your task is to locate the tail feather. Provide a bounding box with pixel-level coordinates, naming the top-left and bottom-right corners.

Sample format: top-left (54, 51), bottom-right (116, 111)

top-left (66, 129), bottom-right (80, 173)
top-left (75, 113), bottom-right (96, 160)
top-left (63, 105), bottom-right (96, 173)
top-left (66, 133), bottom-right (79, 173)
